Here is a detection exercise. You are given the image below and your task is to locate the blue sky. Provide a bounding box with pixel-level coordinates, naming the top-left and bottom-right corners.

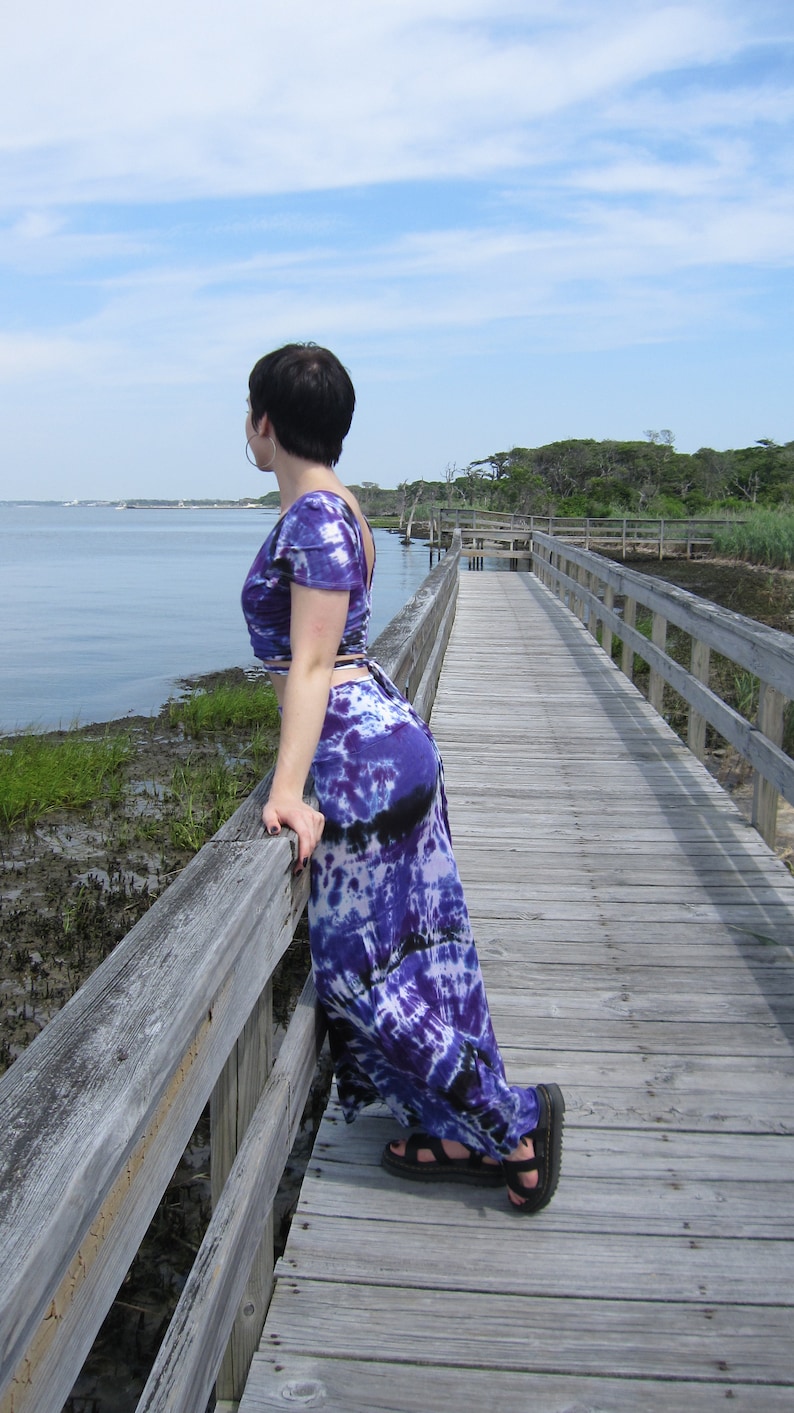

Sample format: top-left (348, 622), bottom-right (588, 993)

top-left (1, 0), bottom-right (792, 499)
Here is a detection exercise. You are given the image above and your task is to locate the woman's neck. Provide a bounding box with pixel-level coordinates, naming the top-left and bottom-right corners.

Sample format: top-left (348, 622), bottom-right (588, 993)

top-left (274, 457), bottom-right (339, 513)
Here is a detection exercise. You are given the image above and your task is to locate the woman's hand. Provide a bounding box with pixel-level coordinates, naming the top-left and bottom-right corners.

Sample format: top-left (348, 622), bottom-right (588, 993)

top-left (262, 793), bottom-right (325, 874)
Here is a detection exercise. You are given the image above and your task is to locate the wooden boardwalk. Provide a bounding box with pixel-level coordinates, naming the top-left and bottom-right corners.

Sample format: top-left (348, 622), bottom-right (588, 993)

top-left (239, 572), bottom-right (794, 1413)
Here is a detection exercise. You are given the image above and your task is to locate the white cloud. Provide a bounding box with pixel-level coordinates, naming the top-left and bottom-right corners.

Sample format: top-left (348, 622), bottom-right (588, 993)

top-left (0, 1), bottom-right (778, 203)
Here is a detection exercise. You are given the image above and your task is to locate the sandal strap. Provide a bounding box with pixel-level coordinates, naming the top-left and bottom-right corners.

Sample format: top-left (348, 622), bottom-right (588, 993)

top-left (404, 1133), bottom-right (448, 1166)
top-left (402, 1134), bottom-right (493, 1171)
top-left (503, 1154), bottom-right (539, 1174)
top-left (503, 1153), bottom-right (539, 1200)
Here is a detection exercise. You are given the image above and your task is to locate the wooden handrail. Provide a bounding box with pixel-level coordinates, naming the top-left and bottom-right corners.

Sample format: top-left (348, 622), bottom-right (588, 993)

top-left (531, 532), bottom-right (794, 848)
top-left (0, 534), bottom-right (461, 1413)
top-left (434, 511), bottom-right (743, 560)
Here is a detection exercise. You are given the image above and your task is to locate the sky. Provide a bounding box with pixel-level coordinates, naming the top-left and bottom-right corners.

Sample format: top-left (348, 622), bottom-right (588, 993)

top-left (1, 0), bottom-right (792, 500)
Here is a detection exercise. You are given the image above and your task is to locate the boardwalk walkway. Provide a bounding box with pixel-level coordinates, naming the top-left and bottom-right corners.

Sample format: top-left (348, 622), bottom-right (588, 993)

top-left (239, 571), bottom-right (794, 1413)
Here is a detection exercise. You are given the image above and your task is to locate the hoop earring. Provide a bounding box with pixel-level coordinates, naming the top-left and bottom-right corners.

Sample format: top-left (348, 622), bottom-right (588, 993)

top-left (246, 434), bottom-right (277, 469)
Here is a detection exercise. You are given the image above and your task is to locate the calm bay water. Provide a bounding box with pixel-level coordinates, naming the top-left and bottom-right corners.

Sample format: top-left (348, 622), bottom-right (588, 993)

top-left (0, 505), bottom-right (434, 734)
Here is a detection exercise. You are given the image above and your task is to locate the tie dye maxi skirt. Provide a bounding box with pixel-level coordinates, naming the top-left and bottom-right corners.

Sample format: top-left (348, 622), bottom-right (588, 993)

top-left (308, 665), bottom-right (538, 1159)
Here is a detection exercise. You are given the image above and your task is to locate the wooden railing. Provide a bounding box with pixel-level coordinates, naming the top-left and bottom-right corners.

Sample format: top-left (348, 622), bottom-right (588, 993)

top-left (434, 509), bottom-right (742, 560)
top-left (0, 536), bottom-right (461, 1413)
top-left (531, 532), bottom-right (794, 849)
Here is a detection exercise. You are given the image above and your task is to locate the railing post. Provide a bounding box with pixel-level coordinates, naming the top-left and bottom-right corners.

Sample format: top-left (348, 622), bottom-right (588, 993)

top-left (538, 542), bottom-right (548, 590)
top-left (211, 983), bottom-right (275, 1403)
top-left (586, 569), bottom-right (599, 639)
top-left (570, 559), bottom-right (582, 620)
top-left (579, 564), bottom-right (589, 624)
top-left (621, 597), bottom-right (637, 680)
top-left (688, 638), bottom-right (711, 761)
top-left (752, 684), bottom-right (786, 848)
top-left (648, 612), bottom-right (668, 714)
top-left (602, 584), bottom-right (614, 659)
top-left (622, 518), bottom-right (627, 559)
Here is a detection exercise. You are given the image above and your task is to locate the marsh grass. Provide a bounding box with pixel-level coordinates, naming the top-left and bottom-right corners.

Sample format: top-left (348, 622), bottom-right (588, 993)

top-left (163, 679), bottom-right (281, 850)
top-left (167, 757), bottom-right (247, 852)
top-left (0, 732), bottom-right (131, 831)
top-left (168, 677), bottom-right (280, 737)
top-left (711, 509), bottom-right (794, 568)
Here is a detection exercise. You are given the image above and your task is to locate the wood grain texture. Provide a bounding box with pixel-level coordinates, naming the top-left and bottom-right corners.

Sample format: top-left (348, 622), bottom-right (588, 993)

top-left (0, 835), bottom-right (310, 1412)
top-left (211, 984), bottom-right (274, 1402)
top-left (240, 1355), bottom-right (794, 1413)
top-left (241, 570), bottom-right (794, 1413)
top-left (136, 979), bottom-right (325, 1413)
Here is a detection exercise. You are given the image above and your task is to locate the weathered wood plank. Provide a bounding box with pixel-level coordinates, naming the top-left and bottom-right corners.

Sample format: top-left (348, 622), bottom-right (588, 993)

top-left (500, 1019), bottom-right (791, 1055)
top-left (211, 983), bottom-right (274, 1402)
top-left (259, 1278), bottom-right (792, 1383)
top-left (277, 1217), bottom-right (792, 1304)
top-left (480, 962), bottom-right (794, 996)
top-left (299, 1167), bottom-right (794, 1239)
top-left (240, 1354), bottom-right (794, 1413)
top-left (136, 980), bottom-right (325, 1413)
top-left (299, 1166), bottom-right (794, 1239)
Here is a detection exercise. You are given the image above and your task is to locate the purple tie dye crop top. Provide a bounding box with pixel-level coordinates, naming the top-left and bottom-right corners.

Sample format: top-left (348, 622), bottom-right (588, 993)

top-left (241, 491), bottom-right (373, 670)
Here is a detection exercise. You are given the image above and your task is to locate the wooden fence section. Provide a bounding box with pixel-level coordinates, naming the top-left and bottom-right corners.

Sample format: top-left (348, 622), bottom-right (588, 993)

top-left (0, 542), bottom-right (461, 1413)
top-left (434, 509), bottom-right (740, 560)
top-left (241, 571), bottom-right (794, 1413)
top-left (532, 531), bottom-right (794, 852)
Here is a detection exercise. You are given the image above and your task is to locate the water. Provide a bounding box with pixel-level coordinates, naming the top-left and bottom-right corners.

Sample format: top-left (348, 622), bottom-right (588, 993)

top-left (0, 505), bottom-right (434, 734)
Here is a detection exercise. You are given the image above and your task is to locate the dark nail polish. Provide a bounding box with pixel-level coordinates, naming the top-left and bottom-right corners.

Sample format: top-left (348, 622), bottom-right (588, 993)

top-left (269, 826), bottom-right (279, 835)
top-left (302, 856), bottom-right (309, 867)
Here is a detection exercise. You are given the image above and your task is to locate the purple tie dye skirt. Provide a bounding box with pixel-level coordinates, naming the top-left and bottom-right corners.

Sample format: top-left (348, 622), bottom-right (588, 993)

top-left (308, 665), bottom-right (538, 1159)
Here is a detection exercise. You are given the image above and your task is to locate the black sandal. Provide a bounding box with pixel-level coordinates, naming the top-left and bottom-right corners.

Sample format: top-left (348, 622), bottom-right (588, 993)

top-left (503, 1082), bottom-right (565, 1214)
top-left (381, 1133), bottom-right (504, 1186)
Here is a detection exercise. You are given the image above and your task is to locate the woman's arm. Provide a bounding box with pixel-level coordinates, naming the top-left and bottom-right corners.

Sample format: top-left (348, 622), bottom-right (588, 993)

top-left (262, 581), bottom-right (350, 870)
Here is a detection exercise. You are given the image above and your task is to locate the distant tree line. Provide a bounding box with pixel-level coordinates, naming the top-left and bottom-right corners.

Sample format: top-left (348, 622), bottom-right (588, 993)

top-left (255, 433), bottom-right (794, 523)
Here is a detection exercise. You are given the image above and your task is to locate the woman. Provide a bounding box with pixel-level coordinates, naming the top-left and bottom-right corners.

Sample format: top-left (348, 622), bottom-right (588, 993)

top-left (241, 342), bottom-right (563, 1212)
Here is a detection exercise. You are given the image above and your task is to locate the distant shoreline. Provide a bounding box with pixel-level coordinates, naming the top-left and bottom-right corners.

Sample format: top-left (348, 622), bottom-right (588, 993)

top-left (0, 498), bottom-right (270, 510)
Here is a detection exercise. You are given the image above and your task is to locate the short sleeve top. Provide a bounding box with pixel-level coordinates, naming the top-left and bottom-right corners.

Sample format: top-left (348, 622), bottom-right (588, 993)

top-left (241, 491), bottom-right (373, 667)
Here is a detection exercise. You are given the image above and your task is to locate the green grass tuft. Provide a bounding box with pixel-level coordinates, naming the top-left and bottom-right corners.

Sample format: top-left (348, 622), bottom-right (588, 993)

top-left (0, 732), bottom-right (131, 830)
top-left (167, 678), bottom-right (280, 737)
top-left (167, 758), bottom-right (247, 851)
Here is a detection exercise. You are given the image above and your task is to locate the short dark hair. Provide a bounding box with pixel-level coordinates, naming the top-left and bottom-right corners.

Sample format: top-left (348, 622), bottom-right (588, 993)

top-left (248, 343), bottom-right (356, 467)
